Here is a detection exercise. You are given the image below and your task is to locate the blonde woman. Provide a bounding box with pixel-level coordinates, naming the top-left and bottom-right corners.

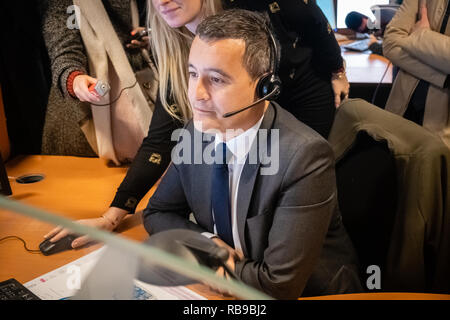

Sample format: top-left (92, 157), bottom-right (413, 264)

top-left (45, 0), bottom-right (349, 248)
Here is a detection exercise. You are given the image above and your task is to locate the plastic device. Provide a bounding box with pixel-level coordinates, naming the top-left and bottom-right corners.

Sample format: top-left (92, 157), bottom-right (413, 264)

top-left (88, 80), bottom-right (110, 97)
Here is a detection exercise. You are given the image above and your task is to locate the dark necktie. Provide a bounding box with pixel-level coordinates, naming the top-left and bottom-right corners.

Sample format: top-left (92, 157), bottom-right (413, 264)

top-left (211, 142), bottom-right (234, 247)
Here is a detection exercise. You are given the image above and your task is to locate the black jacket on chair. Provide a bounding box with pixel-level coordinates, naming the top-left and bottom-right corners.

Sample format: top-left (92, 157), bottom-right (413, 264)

top-left (329, 98), bottom-right (450, 294)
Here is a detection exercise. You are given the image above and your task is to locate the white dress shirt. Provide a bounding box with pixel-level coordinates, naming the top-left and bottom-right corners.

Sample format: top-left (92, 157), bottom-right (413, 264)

top-left (203, 115), bottom-right (265, 255)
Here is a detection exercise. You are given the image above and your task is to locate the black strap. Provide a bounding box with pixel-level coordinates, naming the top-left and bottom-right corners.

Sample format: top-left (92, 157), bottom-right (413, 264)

top-left (440, 0), bottom-right (450, 34)
top-left (441, 1), bottom-right (450, 89)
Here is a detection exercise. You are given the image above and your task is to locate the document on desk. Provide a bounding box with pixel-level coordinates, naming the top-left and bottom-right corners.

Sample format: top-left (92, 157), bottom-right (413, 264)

top-left (24, 246), bottom-right (206, 300)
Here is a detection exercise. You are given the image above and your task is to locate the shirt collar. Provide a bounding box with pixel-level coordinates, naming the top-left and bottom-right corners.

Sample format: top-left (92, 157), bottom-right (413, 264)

top-left (214, 115), bottom-right (264, 163)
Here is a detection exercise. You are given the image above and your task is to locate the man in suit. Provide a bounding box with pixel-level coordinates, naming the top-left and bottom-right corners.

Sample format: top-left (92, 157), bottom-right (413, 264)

top-left (143, 9), bottom-right (362, 299)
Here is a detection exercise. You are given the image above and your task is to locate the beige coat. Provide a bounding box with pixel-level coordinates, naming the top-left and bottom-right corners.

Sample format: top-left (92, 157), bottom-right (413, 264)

top-left (73, 0), bottom-right (154, 165)
top-left (383, 0), bottom-right (450, 148)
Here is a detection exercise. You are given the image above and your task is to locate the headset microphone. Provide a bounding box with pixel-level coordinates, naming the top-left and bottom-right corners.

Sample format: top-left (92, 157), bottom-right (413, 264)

top-left (222, 86), bottom-right (280, 118)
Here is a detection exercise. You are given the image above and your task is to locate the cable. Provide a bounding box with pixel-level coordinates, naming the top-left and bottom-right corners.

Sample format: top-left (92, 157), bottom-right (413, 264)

top-left (90, 80), bottom-right (139, 106)
top-left (0, 236), bottom-right (42, 254)
top-left (371, 61), bottom-right (392, 105)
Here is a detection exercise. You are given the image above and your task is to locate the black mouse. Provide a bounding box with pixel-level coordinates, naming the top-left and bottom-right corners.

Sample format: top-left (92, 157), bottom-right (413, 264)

top-left (39, 235), bottom-right (77, 256)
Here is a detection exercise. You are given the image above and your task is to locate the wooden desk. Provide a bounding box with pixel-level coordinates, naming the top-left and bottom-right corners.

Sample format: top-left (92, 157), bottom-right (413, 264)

top-left (0, 155), bottom-right (151, 284)
top-left (342, 49), bottom-right (393, 84)
top-left (2, 156), bottom-right (449, 300)
top-left (339, 41), bottom-right (394, 108)
top-left (0, 155), bottom-right (226, 299)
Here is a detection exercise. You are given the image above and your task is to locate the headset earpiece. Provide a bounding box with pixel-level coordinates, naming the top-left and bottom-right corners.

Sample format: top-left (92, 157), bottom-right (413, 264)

top-left (222, 18), bottom-right (283, 118)
top-left (256, 73), bottom-right (282, 100)
top-left (256, 24), bottom-right (282, 100)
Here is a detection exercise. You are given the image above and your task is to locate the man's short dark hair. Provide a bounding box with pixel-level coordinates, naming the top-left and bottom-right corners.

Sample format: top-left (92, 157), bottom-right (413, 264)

top-left (345, 11), bottom-right (368, 31)
top-left (196, 9), bottom-right (273, 81)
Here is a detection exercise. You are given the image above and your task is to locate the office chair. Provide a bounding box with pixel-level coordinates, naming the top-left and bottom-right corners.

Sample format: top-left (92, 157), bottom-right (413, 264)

top-left (334, 130), bottom-right (397, 288)
top-left (329, 99), bottom-right (450, 293)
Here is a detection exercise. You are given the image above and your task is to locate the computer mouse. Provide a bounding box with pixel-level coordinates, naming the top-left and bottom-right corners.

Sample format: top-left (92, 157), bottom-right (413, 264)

top-left (39, 235), bottom-right (77, 256)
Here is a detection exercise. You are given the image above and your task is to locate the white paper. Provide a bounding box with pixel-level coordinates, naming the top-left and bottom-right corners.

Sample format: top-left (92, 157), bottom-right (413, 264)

top-left (24, 246), bottom-right (206, 300)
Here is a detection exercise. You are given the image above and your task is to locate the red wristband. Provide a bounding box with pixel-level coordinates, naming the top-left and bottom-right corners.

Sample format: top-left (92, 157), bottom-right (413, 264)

top-left (67, 71), bottom-right (85, 98)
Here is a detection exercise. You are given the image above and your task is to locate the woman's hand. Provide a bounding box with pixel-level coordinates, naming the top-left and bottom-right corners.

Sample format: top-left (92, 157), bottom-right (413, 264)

top-left (72, 74), bottom-right (101, 103)
top-left (411, 5), bottom-right (430, 34)
top-left (127, 27), bottom-right (150, 49)
top-left (331, 72), bottom-right (350, 108)
top-left (43, 207), bottom-right (129, 248)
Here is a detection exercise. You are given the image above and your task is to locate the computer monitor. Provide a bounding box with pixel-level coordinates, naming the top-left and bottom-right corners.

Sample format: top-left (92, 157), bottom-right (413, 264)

top-left (0, 153), bottom-right (12, 196)
top-left (337, 0), bottom-right (390, 29)
top-left (317, 0), bottom-right (337, 30)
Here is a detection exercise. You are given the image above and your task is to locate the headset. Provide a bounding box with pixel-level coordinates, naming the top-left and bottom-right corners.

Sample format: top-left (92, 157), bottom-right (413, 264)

top-left (222, 23), bottom-right (282, 118)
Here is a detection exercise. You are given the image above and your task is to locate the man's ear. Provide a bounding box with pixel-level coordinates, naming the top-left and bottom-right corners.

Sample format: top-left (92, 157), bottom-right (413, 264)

top-left (252, 78), bottom-right (261, 100)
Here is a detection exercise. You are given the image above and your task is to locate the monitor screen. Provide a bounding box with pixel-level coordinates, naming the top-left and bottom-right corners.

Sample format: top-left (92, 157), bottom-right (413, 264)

top-left (337, 0), bottom-right (390, 29)
top-left (317, 0), bottom-right (337, 30)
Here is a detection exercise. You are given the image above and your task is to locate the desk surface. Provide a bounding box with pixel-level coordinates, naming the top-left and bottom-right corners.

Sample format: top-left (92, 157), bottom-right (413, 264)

top-left (1, 156), bottom-right (449, 300)
top-left (0, 155), bottom-right (227, 299)
top-left (0, 156), bottom-right (148, 283)
top-left (341, 43), bottom-right (393, 85)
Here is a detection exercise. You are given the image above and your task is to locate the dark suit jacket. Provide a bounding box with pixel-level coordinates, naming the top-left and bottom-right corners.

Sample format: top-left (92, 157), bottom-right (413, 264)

top-left (144, 103), bottom-right (361, 299)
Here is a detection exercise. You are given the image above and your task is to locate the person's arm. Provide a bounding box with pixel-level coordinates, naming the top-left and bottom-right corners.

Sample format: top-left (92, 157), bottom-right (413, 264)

top-left (400, 20), bottom-right (450, 74)
top-left (110, 95), bottom-right (183, 213)
top-left (45, 96), bottom-right (183, 247)
top-left (383, 0), bottom-right (448, 88)
top-left (143, 162), bottom-right (207, 235)
top-left (234, 139), bottom-right (336, 299)
top-left (368, 34), bottom-right (384, 56)
top-left (42, 0), bottom-right (88, 97)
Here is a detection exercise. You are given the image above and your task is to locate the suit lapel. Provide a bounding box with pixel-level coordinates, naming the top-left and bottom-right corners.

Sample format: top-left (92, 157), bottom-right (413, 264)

top-left (198, 130), bottom-right (215, 231)
top-left (237, 104), bottom-right (276, 256)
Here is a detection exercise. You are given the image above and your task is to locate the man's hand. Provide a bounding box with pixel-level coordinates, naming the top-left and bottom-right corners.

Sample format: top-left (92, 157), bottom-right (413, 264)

top-left (332, 72), bottom-right (350, 108)
top-left (368, 34), bottom-right (378, 46)
top-left (126, 27), bottom-right (150, 49)
top-left (204, 238), bottom-right (243, 297)
top-left (43, 207), bottom-right (128, 248)
top-left (412, 5), bottom-right (430, 34)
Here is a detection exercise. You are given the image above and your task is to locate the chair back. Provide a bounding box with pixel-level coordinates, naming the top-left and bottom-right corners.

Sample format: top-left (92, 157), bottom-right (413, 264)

top-left (329, 98), bottom-right (450, 293)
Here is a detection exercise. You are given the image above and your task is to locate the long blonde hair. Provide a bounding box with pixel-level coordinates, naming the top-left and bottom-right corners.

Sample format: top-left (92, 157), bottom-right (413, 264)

top-left (147, 0), bottom-right (223, 122)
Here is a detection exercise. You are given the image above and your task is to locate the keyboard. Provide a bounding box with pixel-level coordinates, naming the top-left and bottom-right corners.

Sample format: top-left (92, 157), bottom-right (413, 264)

top-left (0, 278), bottom-right (40, 300)
top-left (343, 39), bottom-right (371, 52)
